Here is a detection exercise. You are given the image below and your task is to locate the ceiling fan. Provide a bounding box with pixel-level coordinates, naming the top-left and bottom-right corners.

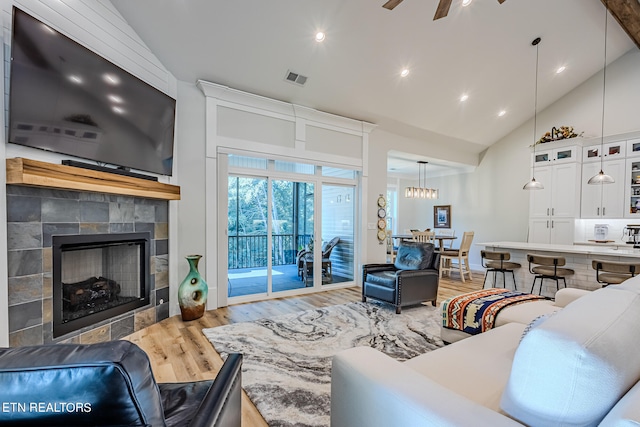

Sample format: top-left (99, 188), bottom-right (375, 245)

top-left (382, 0), bottom-right (507, 20)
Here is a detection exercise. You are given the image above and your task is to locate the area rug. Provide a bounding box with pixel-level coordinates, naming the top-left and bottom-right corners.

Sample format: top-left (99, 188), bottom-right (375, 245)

top-left (202, 301), bottom-right (444, 427)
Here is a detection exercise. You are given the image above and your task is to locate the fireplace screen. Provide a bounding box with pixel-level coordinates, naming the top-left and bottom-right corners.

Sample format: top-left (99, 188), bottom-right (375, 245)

top-left (53, 233), bottom-right (150, 338)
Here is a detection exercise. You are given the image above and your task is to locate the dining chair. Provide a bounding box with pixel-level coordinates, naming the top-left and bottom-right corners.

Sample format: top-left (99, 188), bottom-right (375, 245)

top-left (437, 229), bottom-right (455, 249)
top-left (439, 231), bottom-right (474, 282)
top-left (411, 230), bottom-right (435, 245)
top-left (386, 230), bottom-right (396, 263)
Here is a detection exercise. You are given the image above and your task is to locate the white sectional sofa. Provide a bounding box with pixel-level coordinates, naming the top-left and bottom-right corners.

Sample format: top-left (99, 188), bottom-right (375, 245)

top-left (331, 278), bottom-right (640, 426)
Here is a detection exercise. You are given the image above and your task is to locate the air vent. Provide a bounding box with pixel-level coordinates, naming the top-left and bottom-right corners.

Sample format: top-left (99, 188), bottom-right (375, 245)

top-left (284, 70), bottom-right (308, 86)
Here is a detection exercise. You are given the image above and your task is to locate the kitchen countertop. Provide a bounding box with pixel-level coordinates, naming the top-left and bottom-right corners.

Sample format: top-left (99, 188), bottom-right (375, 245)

top-left (573, 241), bottom-right (626, 247)
top-left (478, 241), bottom-right (640, 258)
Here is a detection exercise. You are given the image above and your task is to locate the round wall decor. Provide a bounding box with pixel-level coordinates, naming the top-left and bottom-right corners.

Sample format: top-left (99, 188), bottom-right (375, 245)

top-left (377, 194), bottom-right (387, 243)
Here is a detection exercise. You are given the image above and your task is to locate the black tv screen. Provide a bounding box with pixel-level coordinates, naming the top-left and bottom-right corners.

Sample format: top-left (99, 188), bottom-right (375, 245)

top-left (8, 8), bottom-right (176, 176)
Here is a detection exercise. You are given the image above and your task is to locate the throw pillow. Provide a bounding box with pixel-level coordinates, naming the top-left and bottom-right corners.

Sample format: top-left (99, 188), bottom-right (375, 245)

top-left (394, 241), bottom-right (434, 271)
top-left (501, 286), bottom-right (640, 426)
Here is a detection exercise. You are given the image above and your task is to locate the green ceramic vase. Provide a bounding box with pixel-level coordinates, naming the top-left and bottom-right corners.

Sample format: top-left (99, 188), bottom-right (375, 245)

top-left (178, 255), bottom-right (208, 321)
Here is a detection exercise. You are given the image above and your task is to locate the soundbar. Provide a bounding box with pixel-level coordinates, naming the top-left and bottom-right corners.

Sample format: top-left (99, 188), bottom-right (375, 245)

top-left (61, 160), bottom-right (159, 181)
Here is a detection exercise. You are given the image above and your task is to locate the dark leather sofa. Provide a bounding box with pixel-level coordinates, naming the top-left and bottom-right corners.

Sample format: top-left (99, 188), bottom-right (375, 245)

top-left (0, 340), bottom-right (242, 427)
top-left (362, 241), bottom-right (440, 314)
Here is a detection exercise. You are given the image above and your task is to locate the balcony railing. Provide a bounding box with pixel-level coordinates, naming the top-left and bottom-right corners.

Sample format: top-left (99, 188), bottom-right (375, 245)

top-left (228, 234), bottom-right (312, 269)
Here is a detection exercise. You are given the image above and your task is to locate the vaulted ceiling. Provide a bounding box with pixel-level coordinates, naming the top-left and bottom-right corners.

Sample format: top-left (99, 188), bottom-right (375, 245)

top-left (112, 0), bottom-right (637, 159)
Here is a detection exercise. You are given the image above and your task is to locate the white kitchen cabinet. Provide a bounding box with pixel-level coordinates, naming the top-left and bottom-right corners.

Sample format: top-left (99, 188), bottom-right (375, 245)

top-left (582, 141), bottom-right (625, 163)
top-left (625, 158), bottom-right (640, 218)
top-left (529, 162), bottom-right (580, 219)
top-left (533, 145), bottom-right (578, 166)
top-left (528, 218), bottom-right (575, 245)
top-left (529, 166), bottom-right (552, 217)
top-left (580, 159), bottom-right (625, 219)
top-left (528, 161), bottom-right (579, 244)
top-left (626, 139), bottom-right (640, 158)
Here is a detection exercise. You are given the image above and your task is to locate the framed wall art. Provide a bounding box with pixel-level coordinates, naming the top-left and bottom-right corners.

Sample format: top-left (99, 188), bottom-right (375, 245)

top-left (434, 205), bottom-right (451, 229)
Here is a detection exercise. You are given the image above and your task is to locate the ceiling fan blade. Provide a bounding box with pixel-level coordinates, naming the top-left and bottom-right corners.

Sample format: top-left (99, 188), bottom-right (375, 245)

top-left (433, 0), bottom-right (453, 20)
top-left (382, 0), bottom-right (404, 10)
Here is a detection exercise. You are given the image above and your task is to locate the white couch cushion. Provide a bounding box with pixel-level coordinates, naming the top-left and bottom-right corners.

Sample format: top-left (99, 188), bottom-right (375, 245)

top-left (599, 380), bottom-right (640, 426)
top-left (493, 299), bottom-right (558, 327)
top-left (406, 322), bottom-right (525, 411)
top-left (331, 346), bottom-right (524, 427)
top-left (500, 282), bottom-right (640, 426)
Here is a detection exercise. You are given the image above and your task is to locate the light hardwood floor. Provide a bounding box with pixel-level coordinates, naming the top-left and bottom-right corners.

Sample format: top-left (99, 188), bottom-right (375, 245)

top-left (124, 272), bottom-right (485, 427)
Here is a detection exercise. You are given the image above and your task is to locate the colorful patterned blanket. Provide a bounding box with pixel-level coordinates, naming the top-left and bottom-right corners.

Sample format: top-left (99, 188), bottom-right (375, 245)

top-left (442, 288), bottom-right (547, 335)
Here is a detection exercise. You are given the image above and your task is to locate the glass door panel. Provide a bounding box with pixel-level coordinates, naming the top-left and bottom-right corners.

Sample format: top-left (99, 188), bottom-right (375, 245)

top-left (227, 176), bottom-right (268, 297)
top-left (272, 180), bottom-right (314, 292)
top-left (321, 185), bottom-right (355, 285)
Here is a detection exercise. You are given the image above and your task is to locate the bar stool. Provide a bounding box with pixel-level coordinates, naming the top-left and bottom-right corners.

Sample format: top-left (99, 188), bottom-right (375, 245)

top-left (481, 250), bottom-right (521, 290)
top-left (527, 254), bottom-right (574, 295)
top-left (592, 260), bottom-right (640, 287)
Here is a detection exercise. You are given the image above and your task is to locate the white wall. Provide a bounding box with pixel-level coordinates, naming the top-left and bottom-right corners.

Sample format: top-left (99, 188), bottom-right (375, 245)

top-left (370, 49), bottom-right (640, 270)
top-left (0, 0), bottom-right (179, 343)
top-left (173, 81), bottom-right (207, 316)
top-left (366, 129), bottom-right (483, 263)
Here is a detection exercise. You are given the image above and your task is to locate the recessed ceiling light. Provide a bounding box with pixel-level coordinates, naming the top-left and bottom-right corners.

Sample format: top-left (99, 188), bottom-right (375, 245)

top-left (400, 69), bottom-right (410, 77)
top-left (68, 75), bottom-right (83, 84)
top-left (498, 110), bottom-right (507, 117)
top-left (103, 73), bottom-right (120, 85)
top-left (108, 94), bottom-right (123, 103)
top-left (462, 0), bottom-right (473, 7)
top-left (460, 94), bottom-right (469, 102)
top-left (556, 66), bottom-right (566, 74)
top-left (315, 32), bottom-right (325, 42)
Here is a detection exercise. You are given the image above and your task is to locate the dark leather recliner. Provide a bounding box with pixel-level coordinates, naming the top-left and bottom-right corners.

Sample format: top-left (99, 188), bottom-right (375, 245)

top-left (0, 340), bottom-right (242, 427)
top-left (362, 241), bottom-right (440, 314)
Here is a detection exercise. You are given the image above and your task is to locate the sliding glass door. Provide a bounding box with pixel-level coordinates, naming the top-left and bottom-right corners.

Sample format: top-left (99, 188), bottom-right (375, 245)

top-left (227, 175), bottom-right (316, 298)
top-left (271, 179), bottom-right (314, 293)
top-left (225, 155), bottom-right (358, 302)
top-left (227, 176), bottom-right (268, 297)
top-left (321, 185), bottom-right (355, 285)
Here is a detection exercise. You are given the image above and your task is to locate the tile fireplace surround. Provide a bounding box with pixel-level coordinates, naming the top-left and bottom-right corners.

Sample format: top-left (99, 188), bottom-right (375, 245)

top-left (6, 184), bottom-right (170, 347)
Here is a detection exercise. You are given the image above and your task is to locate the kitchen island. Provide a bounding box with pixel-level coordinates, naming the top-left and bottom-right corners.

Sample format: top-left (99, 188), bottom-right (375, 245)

top-left (478, 241), bottom-right (640, 297)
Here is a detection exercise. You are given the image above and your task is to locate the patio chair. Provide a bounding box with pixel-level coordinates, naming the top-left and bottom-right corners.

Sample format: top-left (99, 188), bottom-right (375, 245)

top-left (300, 237), bottom-right (341, 285)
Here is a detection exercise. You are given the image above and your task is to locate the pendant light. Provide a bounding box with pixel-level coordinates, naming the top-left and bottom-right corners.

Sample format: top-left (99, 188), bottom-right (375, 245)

top-left (523, 37), bottom-right (544, 190)
top-left (405, 161), bottom-right (439, 199)
top-left (587, 1), bottom-right (615, 185)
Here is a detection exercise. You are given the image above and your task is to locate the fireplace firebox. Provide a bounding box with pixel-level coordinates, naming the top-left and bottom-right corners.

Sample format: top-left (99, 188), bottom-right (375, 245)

top-left (52, 232), bottom-right (151, 338)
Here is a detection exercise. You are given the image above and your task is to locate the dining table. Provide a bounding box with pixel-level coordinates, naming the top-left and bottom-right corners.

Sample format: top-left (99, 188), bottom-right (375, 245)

top-left (392, 234), bottom-right (457, 251)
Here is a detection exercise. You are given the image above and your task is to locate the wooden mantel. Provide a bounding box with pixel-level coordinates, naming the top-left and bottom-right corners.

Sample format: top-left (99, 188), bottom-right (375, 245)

top-left (6, 158), bottom-right (181, 200)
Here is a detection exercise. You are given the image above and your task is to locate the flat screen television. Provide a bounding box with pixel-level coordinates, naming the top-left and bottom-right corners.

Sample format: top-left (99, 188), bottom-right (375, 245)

top-left (8, 7), bottom-right (176, 176)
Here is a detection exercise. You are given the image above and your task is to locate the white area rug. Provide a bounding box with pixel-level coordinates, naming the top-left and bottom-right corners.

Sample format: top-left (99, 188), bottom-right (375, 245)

top-left (202, 301), bottom-right (444, 427)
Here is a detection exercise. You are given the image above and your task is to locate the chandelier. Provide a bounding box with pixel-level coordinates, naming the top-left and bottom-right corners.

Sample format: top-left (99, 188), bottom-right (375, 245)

top-left (405, 161), bottom-right (439, 199)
